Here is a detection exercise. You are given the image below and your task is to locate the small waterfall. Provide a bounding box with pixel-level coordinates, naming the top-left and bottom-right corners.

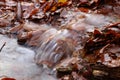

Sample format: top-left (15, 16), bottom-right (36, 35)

top-left (35, 28), bottom-right (74, 67)
top-left (33, 12), bottom-right (113, 68)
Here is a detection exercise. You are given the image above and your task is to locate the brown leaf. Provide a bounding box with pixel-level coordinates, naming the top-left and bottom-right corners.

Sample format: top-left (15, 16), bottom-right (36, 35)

top-left (1, 78), bottom-right (16, 80)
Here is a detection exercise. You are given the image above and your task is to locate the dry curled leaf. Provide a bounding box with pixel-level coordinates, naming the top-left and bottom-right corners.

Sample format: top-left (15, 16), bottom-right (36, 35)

top-left (84, 23), bottom-right (120, 67)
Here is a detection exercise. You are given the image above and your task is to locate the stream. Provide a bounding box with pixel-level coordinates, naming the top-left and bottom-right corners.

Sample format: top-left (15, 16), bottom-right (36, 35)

top-left (0, 10), bottom-right (119, 80)
top-left (0, 35), bottom-right (56, 80)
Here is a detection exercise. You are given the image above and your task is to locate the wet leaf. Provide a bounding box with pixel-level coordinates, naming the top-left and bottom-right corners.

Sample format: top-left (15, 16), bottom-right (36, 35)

top-left (1, 78), bottom-right (16, 80)
top-left (58, 0), bottom-right (67, 3)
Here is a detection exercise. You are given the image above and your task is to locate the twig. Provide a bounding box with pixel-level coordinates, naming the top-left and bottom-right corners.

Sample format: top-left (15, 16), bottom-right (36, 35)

top-left (0, 42), bottom-right (6, 52)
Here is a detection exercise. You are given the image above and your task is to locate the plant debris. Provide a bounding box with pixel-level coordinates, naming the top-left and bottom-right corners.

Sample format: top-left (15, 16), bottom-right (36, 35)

top-left (0, 0), bottom-right (120, 80)
top-left (0, 42), bottom-right (6, 52)
top-left (1, 78), bottom-right (16, 80)
top-left (84, 23), bottom-right (120, 67)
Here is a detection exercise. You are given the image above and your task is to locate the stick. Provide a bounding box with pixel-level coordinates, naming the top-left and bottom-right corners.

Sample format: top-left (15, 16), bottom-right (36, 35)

top-left (0, 42), bottom-right (6, 52)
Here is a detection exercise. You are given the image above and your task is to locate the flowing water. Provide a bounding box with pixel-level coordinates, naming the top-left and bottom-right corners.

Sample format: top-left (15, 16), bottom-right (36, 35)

top-left (35, 29), bottom-right (72, 67)
top-left (35, 11), bottom-right (119, 68)
top-left (0, 11), bottom-right (119, 80)
top-left (0, 35), bottom-right (57, 80)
